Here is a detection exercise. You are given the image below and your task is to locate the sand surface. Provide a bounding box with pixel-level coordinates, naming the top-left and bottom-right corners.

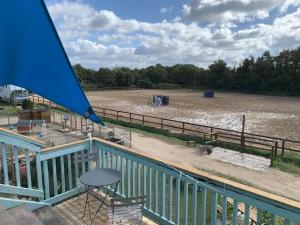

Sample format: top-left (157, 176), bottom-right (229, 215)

top-left (86, 89), bottom-right (300, 140)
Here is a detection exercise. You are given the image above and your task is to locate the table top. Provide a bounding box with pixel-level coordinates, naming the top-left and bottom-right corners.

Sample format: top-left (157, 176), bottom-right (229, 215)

top-left (79, 168), bottom-right (121, 187)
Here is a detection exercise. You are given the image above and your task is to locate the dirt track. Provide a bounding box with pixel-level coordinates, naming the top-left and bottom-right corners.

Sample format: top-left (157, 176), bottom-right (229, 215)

top-left (86, 89), bottom-right (300, 140)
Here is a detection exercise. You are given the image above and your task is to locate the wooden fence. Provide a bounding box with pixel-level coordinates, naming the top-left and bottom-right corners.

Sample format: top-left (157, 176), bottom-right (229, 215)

top-left (29, 95), bottom-right (300, 159)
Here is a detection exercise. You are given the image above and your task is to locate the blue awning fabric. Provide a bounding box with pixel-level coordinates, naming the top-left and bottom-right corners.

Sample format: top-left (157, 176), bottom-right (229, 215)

top-left (0, 0), bottom-right (104, 125)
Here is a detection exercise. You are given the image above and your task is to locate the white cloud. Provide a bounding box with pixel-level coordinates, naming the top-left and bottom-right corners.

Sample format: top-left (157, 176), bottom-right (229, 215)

top-left (160, 6), bottom-right (173, 14)
top-left (182, 0), bottom-right (300, 23)
top-left (46, 1), bottom-right (300, 69)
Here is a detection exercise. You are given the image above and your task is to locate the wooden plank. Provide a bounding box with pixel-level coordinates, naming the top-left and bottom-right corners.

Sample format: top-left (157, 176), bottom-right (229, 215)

top-left (222, 195), bottom-right (228, 225)
top-left (184, 181), bottom-right (188, 225)
top-left (13, 146), bottom-right (21, 187)
top-left (67, 154), bottom-right (72, 190)
top-left (43, 160), bottom-right (50, 199)
top-left (160, 172), bottom-right (166, 218)
top-left (211, 192), bottom-right (217, 225)
top-left (0, 197), bottom-right (50, 211)
top-left (201, 188), bottom-right (207, 225)
top-left (25, 149), bottom-right (32, 188)
top-left (0, 184), bottom-right (44, 198)
top-left (192, 183), bottom-right (197, 225)
top-left (52, 158), bottom-right (58, 196)
top-left (60, 156), bottom-right (66, 193)
top-left (1, 143), bottom-right (9, 185)
top-left (168, 175), bottom-right (173, 221)
top-left (232, 199), bottom-right (238, 225)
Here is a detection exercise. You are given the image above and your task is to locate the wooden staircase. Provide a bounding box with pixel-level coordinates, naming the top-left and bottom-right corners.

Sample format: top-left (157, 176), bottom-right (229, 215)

top-left (0, 205), bottom-right (67, 225)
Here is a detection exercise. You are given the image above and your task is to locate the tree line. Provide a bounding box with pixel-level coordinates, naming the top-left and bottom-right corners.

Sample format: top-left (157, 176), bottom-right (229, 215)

top-left (73, 47), bottom-right (300, 94)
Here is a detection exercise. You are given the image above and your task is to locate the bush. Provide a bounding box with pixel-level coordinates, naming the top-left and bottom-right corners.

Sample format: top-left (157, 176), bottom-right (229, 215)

top-left (21, 99), bottom-right (34, 110)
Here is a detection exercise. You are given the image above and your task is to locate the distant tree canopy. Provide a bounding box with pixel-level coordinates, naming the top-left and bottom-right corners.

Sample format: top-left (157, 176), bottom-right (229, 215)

top-left (73, 47), bottom-right (300, 94)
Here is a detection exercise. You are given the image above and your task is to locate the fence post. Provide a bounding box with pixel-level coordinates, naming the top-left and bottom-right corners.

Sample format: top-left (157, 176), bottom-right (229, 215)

top-left (161, 119), bottom-right (163, 129)
top-left (274, 141), bottom-right (278, 157)
top-left (117, 111), bottom-right (119, 120)
top-left (241, 115), bottom-right (246, 151)
top-left (270, 146), bottom-right (274, 167)
top-left (281, 139), bottom-right (285, 156)
top-left (210, 127), bottom-right (213, 139)
top-left (130, 130), bottom-right (132, 148)
top-left (182, 122), bottom-right (185, 133)
top-left (130, 113), bottom-right (132, 124)
top-left (142, 115), bottom-right (145, 125)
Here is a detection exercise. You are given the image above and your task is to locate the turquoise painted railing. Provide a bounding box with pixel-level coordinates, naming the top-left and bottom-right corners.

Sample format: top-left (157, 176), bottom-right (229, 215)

top-left (1, 130), bottom-right (299, 224)
top-left (0, 128), bottom-right (47, 209)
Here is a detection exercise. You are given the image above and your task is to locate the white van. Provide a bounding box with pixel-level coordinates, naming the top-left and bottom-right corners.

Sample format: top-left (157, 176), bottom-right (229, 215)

top-left (0, 85), bottom-right (29, 105)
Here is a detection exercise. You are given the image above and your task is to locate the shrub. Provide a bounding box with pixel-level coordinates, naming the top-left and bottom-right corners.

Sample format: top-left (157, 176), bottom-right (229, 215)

top-left (21, 99), bottom-right (34, 110)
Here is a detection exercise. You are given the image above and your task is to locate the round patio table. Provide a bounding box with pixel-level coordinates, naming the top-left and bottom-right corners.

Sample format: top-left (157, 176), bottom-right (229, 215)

top-left (79, 168), bottom-right (121, 221)
top-left (80, 168), bottom-right (121, 187)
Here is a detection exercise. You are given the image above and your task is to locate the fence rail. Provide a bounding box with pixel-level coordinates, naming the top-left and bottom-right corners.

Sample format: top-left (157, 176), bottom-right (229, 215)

top-left (28, 95), bottom-right (300, 157)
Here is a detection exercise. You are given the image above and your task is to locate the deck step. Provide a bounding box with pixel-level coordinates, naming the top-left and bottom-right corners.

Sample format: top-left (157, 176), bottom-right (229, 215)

top-left (34, 206), bottom-right (67, 225)
top-left (8, 206), bottom-right (44, 225)
top-left (0, 205), bottom-right (18, 225)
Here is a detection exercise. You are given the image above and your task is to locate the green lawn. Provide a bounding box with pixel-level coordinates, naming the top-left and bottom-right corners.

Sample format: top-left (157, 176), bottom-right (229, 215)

top-left (0, 101), bottom-right (18, 116)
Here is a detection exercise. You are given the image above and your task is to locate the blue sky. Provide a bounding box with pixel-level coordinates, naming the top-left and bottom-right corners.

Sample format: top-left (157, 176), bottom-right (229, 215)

top-left (45, 0), bottom-right (300, 68)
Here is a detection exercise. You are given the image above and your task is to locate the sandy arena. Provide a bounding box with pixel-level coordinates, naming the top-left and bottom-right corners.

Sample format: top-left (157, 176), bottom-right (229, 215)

top-left (86, 89), bottom-right (300, 140)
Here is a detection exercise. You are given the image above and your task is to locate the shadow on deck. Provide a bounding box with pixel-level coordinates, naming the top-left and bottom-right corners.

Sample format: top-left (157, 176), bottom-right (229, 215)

top-left (53, 193), bottom-right (157, 225)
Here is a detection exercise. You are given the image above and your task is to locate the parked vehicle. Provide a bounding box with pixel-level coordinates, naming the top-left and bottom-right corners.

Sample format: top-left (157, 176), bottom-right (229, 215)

top-left (0, 85), bottom-right (29, 105)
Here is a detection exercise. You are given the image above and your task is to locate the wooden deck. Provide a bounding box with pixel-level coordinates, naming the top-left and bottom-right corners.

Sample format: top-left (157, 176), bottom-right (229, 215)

top-left (53, 193), bottom-right (157, 225)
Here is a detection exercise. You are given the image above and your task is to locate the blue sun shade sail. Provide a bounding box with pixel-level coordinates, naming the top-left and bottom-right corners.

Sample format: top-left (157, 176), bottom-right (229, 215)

top-left (0, 0), bottom-right (104, 125)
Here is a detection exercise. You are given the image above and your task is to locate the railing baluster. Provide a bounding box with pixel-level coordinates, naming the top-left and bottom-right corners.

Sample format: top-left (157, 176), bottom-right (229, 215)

top-left (284, 219), bottom-right (291, 225)
top-left (67, 154), bottom-right (72, 190)
top-left (161, 172), bottom-right (166, 218)
top-left (60, 156), bottom-right (66, 193)
top-left (201, 188), bottom-right (207, 225)
top-left (175, 178), bottom-right (180, 225)
top-left (98, 148), bottom-right (102, 168)
top-left (1, 143), bottom-right (9, 185)
top-left (148, 168), bottom-right (152, 210)
top-left (184, 181), bottom-right (188, 225)
top-left (35, 152), bottom-right (43, 199)
top-left (192, 183), bottom-right (197, 225)
top-left (232, 199), bottom-right (239, 225)
top-left (137, 163), bottom-right (141, 196)
top-left (13, 146), bottom-right (21, 187)
top-left (270, 214), bottom-right (276, 225)
top-left (81, 150), bottom-right (86, 173)
top-left (132, 161), bottom-right (136, 197)
top-left (116, 155), bottom-right (120, 193)
top-left (168, 176), bottom-right (173, 221)
top-left (143, 165), bottom-right (147, 207)
top-left (43, 160), bottom-right (50, 199)
top-left (222, 195), bottom-right (227, 225)
top-left (102, 150), bottom-right (105, 168)
top-left (211, 192), bottom-right (218, 225)
top-left (155, 170), bottom-right (159, 213)
top-left (244, 204), bottom-right (250, 225)
top-left (25, 149), bottom-right (32, 188)
top-left (126, 159), bottom-right (130, 197)
top-left (121, 157), bottom-right (124, 195)
top-left (52, 158), bottom-right (58, 196)
top-left (74, 152), bottom-right (79, 181)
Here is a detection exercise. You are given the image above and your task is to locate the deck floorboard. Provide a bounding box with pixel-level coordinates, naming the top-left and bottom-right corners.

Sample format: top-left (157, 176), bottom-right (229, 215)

top-left (53, 193), bottom-right (157, 225)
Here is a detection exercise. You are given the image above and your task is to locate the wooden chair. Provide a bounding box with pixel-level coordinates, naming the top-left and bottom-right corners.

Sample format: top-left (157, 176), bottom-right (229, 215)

top-left (108, 196), bottom-right (146, 225)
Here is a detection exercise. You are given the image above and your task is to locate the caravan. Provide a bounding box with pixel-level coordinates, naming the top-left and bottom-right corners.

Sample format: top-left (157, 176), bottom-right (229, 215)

top-left (0, 85), bottom-right (29, 105)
